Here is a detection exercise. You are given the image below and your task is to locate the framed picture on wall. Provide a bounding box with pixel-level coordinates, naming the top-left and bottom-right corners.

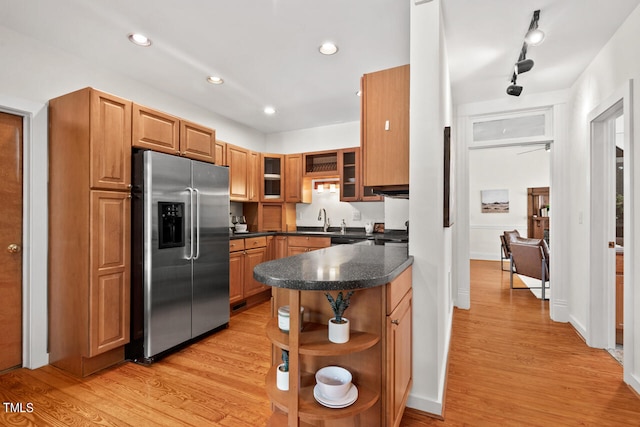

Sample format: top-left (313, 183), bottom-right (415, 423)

top-left (443, 126), bottom-right (454, 227)
top-left (481, 189), bottom-right (509, 213)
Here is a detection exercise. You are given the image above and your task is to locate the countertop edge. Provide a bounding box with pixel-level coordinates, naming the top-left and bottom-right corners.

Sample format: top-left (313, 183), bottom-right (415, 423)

top-left (254, 251), bottom-right (414, 291)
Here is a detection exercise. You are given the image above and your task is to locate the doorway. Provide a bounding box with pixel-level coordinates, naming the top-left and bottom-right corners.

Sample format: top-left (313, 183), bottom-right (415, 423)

top-left (588, 81), bottom-right (633, 381)
top-left (0, 111), bottom-right (23, 372)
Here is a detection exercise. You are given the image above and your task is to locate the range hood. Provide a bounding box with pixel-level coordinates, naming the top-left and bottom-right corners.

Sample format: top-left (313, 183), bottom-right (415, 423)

top-left (371, 185), bottom-right (409, 199)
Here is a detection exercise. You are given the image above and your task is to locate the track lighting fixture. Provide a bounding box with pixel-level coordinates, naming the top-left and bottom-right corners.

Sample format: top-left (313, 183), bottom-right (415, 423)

top-left (515, 58), bottom-right (534, 74)
top-left (506, 76), bottom-right (523, 96)
top-left (507, 10), bottom-right (543, 97)
top-left (525, 10), bottom-right (545, 46)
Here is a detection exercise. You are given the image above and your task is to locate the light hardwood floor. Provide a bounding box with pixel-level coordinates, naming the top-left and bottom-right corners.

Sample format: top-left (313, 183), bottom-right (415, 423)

top-left (1, 260), bottom-right (640, 426)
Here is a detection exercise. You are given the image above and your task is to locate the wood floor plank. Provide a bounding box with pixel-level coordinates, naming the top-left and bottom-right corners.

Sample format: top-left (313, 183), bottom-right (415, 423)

top-left (1, 260), bottom-right (639, 426)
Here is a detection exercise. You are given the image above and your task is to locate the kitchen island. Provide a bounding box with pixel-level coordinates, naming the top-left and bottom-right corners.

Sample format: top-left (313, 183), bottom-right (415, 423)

top-left (254, 244), bottom-right (413, 427)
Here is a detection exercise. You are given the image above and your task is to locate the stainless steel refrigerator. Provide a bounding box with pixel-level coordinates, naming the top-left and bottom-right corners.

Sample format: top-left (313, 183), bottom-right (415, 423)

top-left (127, 150), bottom-right (230, 363)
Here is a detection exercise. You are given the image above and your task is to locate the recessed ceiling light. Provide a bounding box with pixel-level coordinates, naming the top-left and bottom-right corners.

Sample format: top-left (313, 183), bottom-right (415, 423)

top-left (264, 106), bottom-right (276, 115)
top-left (319, 42), bottom-right (339, 55)
top-left (128, 33), bottom-right (152, 47)
top-left (206, 76), bottom-right (224, 85)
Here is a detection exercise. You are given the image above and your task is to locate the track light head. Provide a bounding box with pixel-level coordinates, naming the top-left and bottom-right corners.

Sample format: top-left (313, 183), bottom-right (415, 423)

top-left (525, 10), bottom-right (545, 46)
top-left (507, 84), bottom-right (523, 96)
top-left (515, 58), bottom-right (534, 74)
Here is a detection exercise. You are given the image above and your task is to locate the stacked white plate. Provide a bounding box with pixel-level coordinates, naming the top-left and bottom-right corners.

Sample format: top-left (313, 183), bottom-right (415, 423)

top-left (313, 383), bottom-right (358, 409)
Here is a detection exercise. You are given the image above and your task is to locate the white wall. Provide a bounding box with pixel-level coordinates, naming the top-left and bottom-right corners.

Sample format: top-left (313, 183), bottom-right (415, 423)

top-left (0, 24), bottom-right (266, 368)
top-left (562, 4), bottom-right (640, 393)
top-left (469, 146), bottom-right (550, 260)
top-left (406, 0), bottom-right (452, 416)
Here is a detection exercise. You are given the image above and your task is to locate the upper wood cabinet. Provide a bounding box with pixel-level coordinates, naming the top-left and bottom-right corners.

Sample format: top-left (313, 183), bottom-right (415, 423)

top-left (179, 119), bottom-right (216, 163)
top-left (261, 153), bottom-right (284, 202)
top-left (226, 143), bottom-right (250, 201)
top-left (248, 151), bottom-right (261, 202)
top-left (132, 104), bottom-right (215, 163)
top-left (132, 104), bottom-right (180, 154)
top-left (226, 144), bottom-right (261, 202)
top-left (214, 139), bottom-right (227, 166)
top-left (284, 153), bottom-right (311, 203)
top-left (361, 64), bottom-right (410, 187)
top-left (339, 147), bottom-right (382, 202)
top-left (89, 91), bottom-right (132, 191)
top-left (303, 150), bottom-right (339, 177)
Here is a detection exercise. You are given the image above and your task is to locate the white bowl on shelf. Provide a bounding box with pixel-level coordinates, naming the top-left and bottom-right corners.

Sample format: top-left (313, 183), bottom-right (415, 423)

top-left (315, 366), bottom-right (352, 400)
top-left (235, 223), bottom-right (247, 232)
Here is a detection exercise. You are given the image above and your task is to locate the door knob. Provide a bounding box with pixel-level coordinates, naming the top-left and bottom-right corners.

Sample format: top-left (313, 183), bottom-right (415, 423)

top-left (7, 243), bottom-right (21, 254)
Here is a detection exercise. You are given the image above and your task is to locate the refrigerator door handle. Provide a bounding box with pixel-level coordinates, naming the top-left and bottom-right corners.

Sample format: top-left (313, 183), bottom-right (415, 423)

top-left (194, 188), bottom-right (201, 260)
top-left (186, 186), bottom-right (195, 260)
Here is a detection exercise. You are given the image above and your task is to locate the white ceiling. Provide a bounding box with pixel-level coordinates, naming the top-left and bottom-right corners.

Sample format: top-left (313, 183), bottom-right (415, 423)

top-left (442, 0), bottom-right (640, 105)
top-left (1, 0), bottom-right (639, 134)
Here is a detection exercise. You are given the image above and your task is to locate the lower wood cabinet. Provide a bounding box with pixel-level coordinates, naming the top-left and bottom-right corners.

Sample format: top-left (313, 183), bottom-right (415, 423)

top-left (89, 191), bottom-right (131, 357)
top-left (229, 237), bottom-right (270, 308)
top-left (286, 235), bottom-right (330, 257)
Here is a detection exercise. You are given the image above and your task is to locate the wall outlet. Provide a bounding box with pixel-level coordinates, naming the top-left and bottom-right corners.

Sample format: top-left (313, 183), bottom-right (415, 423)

top-left (352, 210), bottom-right (361, 221)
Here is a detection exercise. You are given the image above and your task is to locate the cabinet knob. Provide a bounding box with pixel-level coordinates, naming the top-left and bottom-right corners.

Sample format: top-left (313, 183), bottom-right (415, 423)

top-left (391, 319), bottom-right (400, 325)
top-left (7, 243), bottom-right (20, 254)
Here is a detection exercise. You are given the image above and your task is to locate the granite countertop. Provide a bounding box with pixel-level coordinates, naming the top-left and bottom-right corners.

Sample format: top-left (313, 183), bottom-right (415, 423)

top-left (253, 244), bottom-right (413, 291)
top-left (230, 227), bottom-right (408, 241)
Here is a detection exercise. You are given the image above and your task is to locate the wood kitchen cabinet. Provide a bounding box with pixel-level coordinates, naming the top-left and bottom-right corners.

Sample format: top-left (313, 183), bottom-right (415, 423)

top-left (286, 235), bottom-right (330, 257)
top-left (266, 266), bottom-right (413, 426)
top-left (248, 150), bottom-right (261, 202)
top-left (385, 271), bottom-right (413, 427)
top-left (261, 153), bottom-right (285, 202)
top-left (226, 144), bottom-right (261, 202)
top-left (244, 202), bottom-right (296, 232)
top-left (214, 139), bottom-right (227, 166)
top-left (303, 149), bottom-right (339, 177)
top-left (226, 143), bottom-right (250, 201)
top-left (285, 153), bottom-right (311, 203)
top-left (132, 104), bottom-right (216, 163)
top-left (229, 239), bottom-right (246, 305)
top-left (339, 147), bottom-right (382, 202)
top-left (361, 64), bottom-right (410, 187)
top-left (229, 237), bottom-right (270, 310)
top-left (49, 87), bottom-right (132, 376)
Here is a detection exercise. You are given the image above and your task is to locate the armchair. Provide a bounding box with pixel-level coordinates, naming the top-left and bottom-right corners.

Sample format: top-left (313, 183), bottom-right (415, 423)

top-left (500, 230), bottom-right (521, 271)
top-left (509, 237), bottom-right (550, 300)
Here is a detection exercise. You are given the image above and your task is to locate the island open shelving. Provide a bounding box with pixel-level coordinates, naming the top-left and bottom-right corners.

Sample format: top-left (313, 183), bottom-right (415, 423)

top-left (254, 244), bottom-right (413, 427)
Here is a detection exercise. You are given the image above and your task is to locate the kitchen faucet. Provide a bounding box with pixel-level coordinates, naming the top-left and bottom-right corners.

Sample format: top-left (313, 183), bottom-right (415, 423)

top-left (318, 208), bottom-right (329, 232)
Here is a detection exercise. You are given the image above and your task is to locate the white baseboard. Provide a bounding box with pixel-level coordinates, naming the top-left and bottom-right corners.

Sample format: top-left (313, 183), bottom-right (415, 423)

top-left (569, 314), bottom-right (587, 342)
top-left (625, 369), bottom-right (640, 396)
top-left (407, 394), bottom-right (442, 417)
top-left (551, 298), bottom-right (569, 323)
